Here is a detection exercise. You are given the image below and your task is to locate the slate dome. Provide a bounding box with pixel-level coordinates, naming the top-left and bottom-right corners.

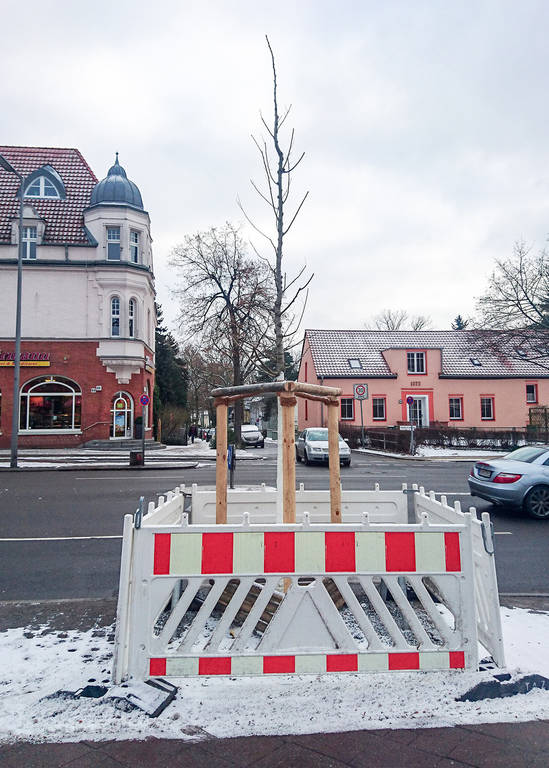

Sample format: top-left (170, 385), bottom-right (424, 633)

top-left (90, 153), bottom-right (143, 209)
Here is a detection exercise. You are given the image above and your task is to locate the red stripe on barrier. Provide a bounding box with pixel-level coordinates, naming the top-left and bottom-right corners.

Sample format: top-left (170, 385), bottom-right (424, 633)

top-left (153, 534), bottom-right (171, 575)
top-left (149, 657), bottom-right (166, 676)
top-left (325, 532), bottom-right (356, 572)
top-left (201, 532), bottom-right (233, 574)
top-left (263, 655), bottom-right (295, 674)
top-left (388, 652), bottom-right (420, 670)
top-left (326, 654), bottom-right (358, 672)
top-left (449, 651), bottom-right (465, 669)
top-left (199, 657), bottom-right (232, 675)
top-left (264, 531), bottom-right (295, 573)
top-left (385, 532), bottom-right (416, 572)
top-left (444, 532), bottom-right (461, 572)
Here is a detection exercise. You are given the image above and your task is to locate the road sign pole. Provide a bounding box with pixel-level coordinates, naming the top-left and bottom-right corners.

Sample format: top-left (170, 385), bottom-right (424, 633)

top-left (142, 403), bottom-right (146, 465)
top-left (360, 399), bottom-right (365, 447)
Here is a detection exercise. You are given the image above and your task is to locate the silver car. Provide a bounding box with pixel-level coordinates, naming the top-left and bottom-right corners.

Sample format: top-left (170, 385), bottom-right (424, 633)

top-left (468, 445), bottom-right (549, 519)
top-left (296, 427), bottom-right (351, 467)
top-left (241, 424), bottom-right (265, 448)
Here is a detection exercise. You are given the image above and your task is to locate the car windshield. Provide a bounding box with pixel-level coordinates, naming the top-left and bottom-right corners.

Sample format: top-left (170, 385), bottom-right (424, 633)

top-left (306, 429), bottom-right (345, 442)
top-left (504, 446), bottom-right (549, 463)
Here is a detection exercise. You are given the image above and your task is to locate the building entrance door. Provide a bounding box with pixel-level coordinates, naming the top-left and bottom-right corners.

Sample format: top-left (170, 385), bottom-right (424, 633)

top-left (407, 396), bottom-right (429, 427)
top-left (110, 392), bottom-right (134, 438)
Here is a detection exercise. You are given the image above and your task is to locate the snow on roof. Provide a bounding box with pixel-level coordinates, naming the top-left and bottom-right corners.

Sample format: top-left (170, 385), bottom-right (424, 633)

top-left (0, 146), bottom-right (97, 246)
top-left (305, 329), bottom-right (549, 378)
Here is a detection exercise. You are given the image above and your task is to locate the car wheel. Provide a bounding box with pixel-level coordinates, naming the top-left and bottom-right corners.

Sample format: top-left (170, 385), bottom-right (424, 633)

top-left (343, 460), bottom-right (351, 467)
top-left (259, 441), bottom-right (264, 448)
top-left (296, 451), bottom-right (301, 463)
top-left (304, 450), bottom-right (310, 466)
top-left (524, 486), bottom-right (549, 519)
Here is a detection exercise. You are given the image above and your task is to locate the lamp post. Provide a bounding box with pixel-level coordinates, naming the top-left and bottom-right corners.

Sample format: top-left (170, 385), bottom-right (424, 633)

top-left (0, 154), bottom-right (25, 469)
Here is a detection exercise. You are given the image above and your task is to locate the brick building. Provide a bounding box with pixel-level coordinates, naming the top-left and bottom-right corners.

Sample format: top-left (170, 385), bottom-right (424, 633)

top-left (0, 146), bottom-right (155, 447)
top-left (297, 330), bottom-right (549, 431)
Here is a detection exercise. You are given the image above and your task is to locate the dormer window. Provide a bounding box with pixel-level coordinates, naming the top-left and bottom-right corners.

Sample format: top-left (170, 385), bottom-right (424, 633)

top-left (107, 227), bottom-right (121, 260)
top-left (22, 226), bottom-right (37, 259)
top-left (407, 351), bottom-right (425, 374)
top-left (348, 358), bottom-right (362, 369)
top-left (25, 176), bottom-right (60, 199)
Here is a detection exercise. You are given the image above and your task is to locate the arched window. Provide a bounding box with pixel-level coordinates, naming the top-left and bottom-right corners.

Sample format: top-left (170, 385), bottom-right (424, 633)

top-left (128, 299), bottom-right (136, 338)
top-left (110, 391), bottom-right (134, 438)
top-left (111, 296), bottom-right (120, 336)
top-left (25, 176), bottom-right (60, 199)
top-left (20, 376), bottom-right (81, 431)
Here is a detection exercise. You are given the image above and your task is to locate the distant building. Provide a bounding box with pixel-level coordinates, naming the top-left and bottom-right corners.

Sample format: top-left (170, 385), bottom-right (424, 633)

top-left (297, 330), bottom-right (549, 430)
top-left (0, 146), bottom-right (155, 447)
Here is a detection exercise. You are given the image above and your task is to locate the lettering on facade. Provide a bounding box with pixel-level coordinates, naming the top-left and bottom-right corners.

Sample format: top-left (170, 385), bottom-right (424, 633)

top-left (410, 381), bottom-right (422, 387)
top-left (0, 351), bottom-right (51, 362)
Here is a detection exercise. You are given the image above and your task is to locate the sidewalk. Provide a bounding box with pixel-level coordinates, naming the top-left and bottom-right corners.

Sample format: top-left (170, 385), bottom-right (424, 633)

top-left (1, 720), bottom-right (548, 767)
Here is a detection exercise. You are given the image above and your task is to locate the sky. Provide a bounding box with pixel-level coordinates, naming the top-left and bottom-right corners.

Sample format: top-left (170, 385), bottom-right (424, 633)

top-left (2, 0), bottom-right (549, 337)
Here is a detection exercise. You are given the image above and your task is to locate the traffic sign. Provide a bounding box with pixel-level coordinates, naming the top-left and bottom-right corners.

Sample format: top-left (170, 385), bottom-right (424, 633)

top-left (140, 394), bottom-right (150, 406)
top-left (406, 396), bottom-right (414, 405)
top-left (353, 383), bottom-right (368, 400)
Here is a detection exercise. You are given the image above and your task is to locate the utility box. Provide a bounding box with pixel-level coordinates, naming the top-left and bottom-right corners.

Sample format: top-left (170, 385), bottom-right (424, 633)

top-left (129, 450), bottom-right (144, 467)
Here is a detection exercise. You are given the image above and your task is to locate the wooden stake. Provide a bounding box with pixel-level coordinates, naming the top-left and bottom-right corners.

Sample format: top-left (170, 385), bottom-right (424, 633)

top-left (280, 394), bottom-right (297, 524)
top-left (215, 400), bottom-right (228, 524)
top-left (328, 401), bottom-right (342, 523)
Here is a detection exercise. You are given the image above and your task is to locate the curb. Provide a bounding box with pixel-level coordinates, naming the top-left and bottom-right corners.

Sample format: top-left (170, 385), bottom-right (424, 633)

top-left (353, 448), bottom-right (504, 463)
top-left (0, 455), bottom-right (265, 472)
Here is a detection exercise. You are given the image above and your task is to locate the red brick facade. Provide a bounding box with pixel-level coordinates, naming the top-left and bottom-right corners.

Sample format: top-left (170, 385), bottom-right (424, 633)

top-left (0, 340), bottom-right (154, 448)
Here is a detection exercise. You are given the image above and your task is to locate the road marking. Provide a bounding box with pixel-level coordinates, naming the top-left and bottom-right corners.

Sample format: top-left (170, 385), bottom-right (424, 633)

top-left (433, 492), bottom-right (471, 495)
top-left (0, 535), bottom-right (122, 542)
top-left (75, 475), bottom-right (189, 481)
top-left (494, 532), bottom-right (512, 535)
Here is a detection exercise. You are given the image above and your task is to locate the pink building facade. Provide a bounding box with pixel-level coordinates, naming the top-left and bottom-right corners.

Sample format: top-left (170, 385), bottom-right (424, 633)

top-left (297, 330), bottom-right (549, 431)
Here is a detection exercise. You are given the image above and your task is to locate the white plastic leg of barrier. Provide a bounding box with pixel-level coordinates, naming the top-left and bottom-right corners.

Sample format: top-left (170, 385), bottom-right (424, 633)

top-left (112, 513), bottom-right (134, 684)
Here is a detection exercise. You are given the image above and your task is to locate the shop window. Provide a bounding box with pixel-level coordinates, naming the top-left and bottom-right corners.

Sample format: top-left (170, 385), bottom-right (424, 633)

top-left (130, 230), bottom-right (140, 263)
top-left (128, 298), bottom-right (136, 338)
top-left (372, 397), bottom-right (386, 420)
top-left (481, 396), bottom-right (494, 420)
top-left (20, 376), bottom-right (81, 431)
top-left (526, 384), bottom-right (538, 404)
top-left (111, 296), bottom-right (120, 336)
top-left (22, 226), bottom-right (37, 259)
top-left (107, 227), bottom-right (121, 260)
top-left (449, 397), bottom-right (463, 420)
top-left (341, 398), bottom-right (354, 420)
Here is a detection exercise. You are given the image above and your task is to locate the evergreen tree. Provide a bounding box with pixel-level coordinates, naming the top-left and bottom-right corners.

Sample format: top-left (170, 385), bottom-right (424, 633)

top-left (451, 315), bottom-right (469, 330)
top-left (155, 304), bottom-right (187, 408)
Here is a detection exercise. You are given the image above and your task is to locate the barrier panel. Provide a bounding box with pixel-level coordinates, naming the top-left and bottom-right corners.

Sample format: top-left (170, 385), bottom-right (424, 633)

top-left (190, 483), bottom-right (408, 525)
top-left (113, 501), bottom-right (480, 682)
top-left (413, 488), bottom-right (505, 667)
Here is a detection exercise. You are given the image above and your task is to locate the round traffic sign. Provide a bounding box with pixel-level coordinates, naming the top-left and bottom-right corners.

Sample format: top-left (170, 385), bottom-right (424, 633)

top-left (140, 394), bottom-right (150, 406)
top-left (354, 384), bottom-right (366, 396)
top-left (406, 396), bottom-right (415, 405)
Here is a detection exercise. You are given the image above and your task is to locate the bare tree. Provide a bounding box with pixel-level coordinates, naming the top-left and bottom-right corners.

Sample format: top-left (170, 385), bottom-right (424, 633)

top-left (238, 36), bottom-right (312, 377)
top-left (171, 223), bottom-right (274, 441)
top-left (367, 309), bottom-right (432, 331)
top-left (474, 241), bottom-right (549, 369)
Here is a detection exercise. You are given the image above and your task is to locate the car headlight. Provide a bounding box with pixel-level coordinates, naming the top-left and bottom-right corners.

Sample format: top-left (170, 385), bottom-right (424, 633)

top-left (311, 447), bottom-right (322, 452)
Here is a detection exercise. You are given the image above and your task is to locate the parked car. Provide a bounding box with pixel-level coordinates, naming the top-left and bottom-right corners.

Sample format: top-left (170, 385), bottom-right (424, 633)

top-left (468, 445), bottom-right (549, 519)
top-left (296, 427), bottom-right (351, 467)
top-left (241, 423), bottom-right (265, 448)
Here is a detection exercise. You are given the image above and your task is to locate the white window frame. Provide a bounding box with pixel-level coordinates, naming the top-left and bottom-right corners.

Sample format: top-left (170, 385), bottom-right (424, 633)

top-left (24, 176), bottom-right (59, 199)
top-left (526, 384), bottom-right (537, 404)
top-left (22, 226), bottom-right (37, 259)
top-left (372, 397), bottom-right (386, 420)
top-left (449, 397), bottom-right (463, 420)
top-left (128, 298), bottom-right (136, 338)
top-left (407, 351), bottom-right (425, 374)
top-left (481, 396), bottom-right (494, 420)
top-left (130, 230), bottom-right (140, 263)
top-left (340, 398), bottom-right (354, 420)
top-left (107, 227), bottom-right (121, 260)
top-left (19, 376), bottom-right (82, 433)
top-left (111, 296), bottom-right (121, 337)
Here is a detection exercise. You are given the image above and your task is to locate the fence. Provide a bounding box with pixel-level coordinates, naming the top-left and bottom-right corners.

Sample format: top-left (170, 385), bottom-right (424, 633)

top-left (111, 485), bottom-right (504, 682)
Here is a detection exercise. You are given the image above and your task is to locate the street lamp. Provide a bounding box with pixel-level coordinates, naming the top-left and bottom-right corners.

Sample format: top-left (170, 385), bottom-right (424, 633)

top-left (0, 153), bottom-right (25, 469)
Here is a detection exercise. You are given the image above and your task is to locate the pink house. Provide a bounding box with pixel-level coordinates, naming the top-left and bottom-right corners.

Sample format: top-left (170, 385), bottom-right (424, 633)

top-left (297, 330), bottom-right (548, 430)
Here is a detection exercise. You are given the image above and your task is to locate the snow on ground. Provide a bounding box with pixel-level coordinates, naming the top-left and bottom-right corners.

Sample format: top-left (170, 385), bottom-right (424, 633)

top-left (356, 447), bottom-right (507, 459)
top-left (1, 608), bottom-right (549, 744)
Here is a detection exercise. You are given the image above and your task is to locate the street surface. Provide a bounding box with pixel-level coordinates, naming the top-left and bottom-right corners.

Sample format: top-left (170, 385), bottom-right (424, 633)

top-left (0, 442), bottom-right (547, 599)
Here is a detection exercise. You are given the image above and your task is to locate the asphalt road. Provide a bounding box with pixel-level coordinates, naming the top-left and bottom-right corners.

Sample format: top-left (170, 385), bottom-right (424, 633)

top-left (1, 444), bottom-right (548, 599)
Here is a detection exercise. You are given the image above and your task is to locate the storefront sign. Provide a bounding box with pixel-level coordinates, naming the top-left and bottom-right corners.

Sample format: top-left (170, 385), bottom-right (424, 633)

top-left (0, 351), bottom-right (51, 367)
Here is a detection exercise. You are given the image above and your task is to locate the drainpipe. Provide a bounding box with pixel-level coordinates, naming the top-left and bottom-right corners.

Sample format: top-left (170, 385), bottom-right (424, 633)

top-left (320, 376), bottom-right (324, 427)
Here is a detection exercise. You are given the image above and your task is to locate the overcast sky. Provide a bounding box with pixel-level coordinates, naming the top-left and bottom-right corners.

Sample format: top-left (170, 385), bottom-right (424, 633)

top-left (2, 0), bottom-right (549, 336)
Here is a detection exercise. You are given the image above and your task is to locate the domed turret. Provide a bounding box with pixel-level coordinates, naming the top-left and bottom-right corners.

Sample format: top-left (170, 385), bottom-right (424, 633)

top-left (89, 153), bottom-right (144, 210)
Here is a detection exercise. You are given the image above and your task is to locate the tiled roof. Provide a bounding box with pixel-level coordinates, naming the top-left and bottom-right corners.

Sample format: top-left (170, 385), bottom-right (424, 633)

top-left (0, 146), bottom-right (97, 245)
top-left (305, 329), bottom-right (549, 378)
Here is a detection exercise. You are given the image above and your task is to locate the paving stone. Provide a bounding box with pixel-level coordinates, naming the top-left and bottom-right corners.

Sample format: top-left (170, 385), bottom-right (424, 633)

top-left (449, 730), bottom-right (532, 767)
top-left (348, 740), bottom-right (443, 768)
top-left (199, 735), bottom-right (285, 766)
top-left (369, 728), bottom-right (418, 745)
top-left (0, 741), bottom-right (98, 768)
top-left (460, 720), bottom-right (549, 753)
top-left (91, 738), bottom-right (182, 767)
top-left (167, 744), bottom-right (236, 768)
top-left (287, 729), bottom-right (381, 762)
top-left (252, 742), bottom-right (350, 768)
top-left (410, 727), bottom-right (468, 758)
